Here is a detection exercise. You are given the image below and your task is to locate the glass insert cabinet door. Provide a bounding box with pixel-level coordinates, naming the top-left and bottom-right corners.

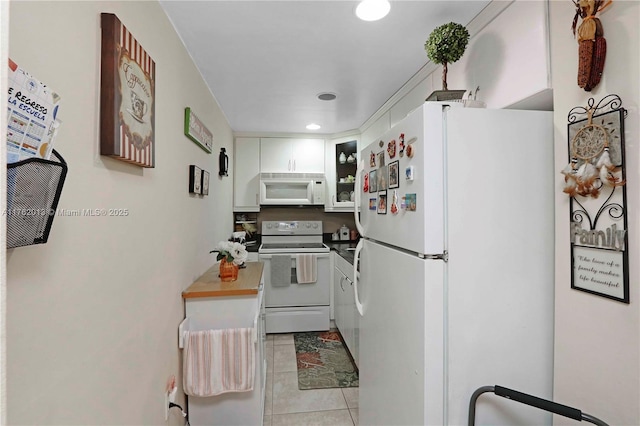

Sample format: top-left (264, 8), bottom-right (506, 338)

top-left (335, 140), bottom-right (357, 203)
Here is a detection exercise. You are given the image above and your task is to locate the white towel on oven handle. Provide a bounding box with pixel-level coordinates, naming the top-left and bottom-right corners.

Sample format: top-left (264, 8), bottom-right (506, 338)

top-left (296, 254), bottom-right (317, 284)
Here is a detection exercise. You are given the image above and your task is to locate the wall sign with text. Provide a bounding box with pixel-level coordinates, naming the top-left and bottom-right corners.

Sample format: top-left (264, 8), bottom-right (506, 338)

top-left (563, 95), bottom-right (629, 303)
top-left (184, 107), bottom-right (213, 153)
top-left (99, 13), bottom-right (155, 168)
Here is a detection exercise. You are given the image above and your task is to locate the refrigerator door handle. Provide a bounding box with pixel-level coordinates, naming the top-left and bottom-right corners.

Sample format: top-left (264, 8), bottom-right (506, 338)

top-left (353, 238), bottom-right (364, 316)
top-left (354, 159), bottom-right (364, 236)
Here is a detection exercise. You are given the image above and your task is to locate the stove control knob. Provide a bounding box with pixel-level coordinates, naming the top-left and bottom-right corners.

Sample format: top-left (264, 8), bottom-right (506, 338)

top-left (266, 223), bottom-right (272, 229)
top-left (312, 223), bottom-right (318, 229)
top-left (305, 222), bottom-right (311, 228)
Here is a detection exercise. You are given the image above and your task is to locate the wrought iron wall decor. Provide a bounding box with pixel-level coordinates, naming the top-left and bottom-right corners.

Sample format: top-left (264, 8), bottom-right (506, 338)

top-left (563, 94), bottom-right (629, 303)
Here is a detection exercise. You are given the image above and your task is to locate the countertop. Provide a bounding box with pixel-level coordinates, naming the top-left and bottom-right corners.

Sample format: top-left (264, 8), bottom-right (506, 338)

top-left (182, 261), bottom-right (264, 299)
top-left (326, 241), bottom-right (359, 265)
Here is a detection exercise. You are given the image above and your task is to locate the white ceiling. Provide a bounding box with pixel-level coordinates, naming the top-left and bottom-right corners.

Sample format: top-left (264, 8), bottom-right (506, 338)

top-left (160, 1), bottom-right (491, 135)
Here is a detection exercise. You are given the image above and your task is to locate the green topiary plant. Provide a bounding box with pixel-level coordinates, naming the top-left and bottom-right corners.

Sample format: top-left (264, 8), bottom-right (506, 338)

top-left (425, 22), bottom-right (470, 91)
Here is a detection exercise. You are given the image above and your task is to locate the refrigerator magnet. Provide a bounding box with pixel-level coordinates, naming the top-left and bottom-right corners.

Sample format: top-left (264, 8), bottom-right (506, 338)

top-left (369, 170), bottom-right (378, 192)
top-left (370, 151), bottom-right (376, 167)
top-left (363, 172), bottom-right (369, 192)
top-left (369, 198), bottom-right (377, 210)
top-left (399, 133), bottom-right (405, 157)
top-left (377, 151), bottom-right (385, 167)
top-left (377, 191), bottom-right (387, 214)
top-left (405, 193), bottom-right (417, 211)
top-left (387, 139), bottom-right (396, 158)
top-left (390, 190), bottom-right (399, 214)
top-left (377, 165), bottom-right (388, 190)
top-left (401, 195), bottom-right (406, 210)
top-left (405, 165), bottom-right (414, 181)
top-left (388, 161), bottom-right (399, 188)
top-left (406, 143), bottom-right (414, 158)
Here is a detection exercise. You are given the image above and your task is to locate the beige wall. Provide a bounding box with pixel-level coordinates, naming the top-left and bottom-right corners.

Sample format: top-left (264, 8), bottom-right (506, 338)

top-left (550, 1), bottom-right (640, 424)
top-left (7, 1), bottom-right (233, 424)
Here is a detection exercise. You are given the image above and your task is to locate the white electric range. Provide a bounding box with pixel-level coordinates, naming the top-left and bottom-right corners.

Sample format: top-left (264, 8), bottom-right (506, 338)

top-left (259, 221), bottom-right (331, 333)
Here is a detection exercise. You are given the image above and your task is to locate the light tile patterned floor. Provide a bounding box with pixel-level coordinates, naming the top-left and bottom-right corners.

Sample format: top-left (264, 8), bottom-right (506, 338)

top-left (263, 333), bottom-right (359, 426)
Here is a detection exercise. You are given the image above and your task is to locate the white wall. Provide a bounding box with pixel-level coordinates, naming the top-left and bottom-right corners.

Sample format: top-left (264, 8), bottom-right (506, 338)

top-left (6, 1), bottom-right (233, 424)
top-left (550, 1), bottom-right (640, 424)
top-left (361, 0), bottom-right (551, 144)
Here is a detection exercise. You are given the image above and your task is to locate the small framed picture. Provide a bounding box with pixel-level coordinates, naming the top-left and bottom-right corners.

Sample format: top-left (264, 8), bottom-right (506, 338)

top-left (377, 165), bottom-right (388, 190)
top-left (377, 191), bottom-right (387, 214)
top-left (369, 198), bottom-right (377, 211)
top-left (377, 151), bottom-right (386, 167)
top-left (189, 165), bottom-right (202, 194)
top-left (201, 170), bottom-right (210, 195)
top-left (388, 160), bottom-right (399, 189)
top-left (369, 170), bottom-right (378, 193)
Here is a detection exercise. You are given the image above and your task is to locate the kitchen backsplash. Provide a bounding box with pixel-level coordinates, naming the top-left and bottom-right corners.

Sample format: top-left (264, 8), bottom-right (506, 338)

top-left (251, 207), bottom-right (355, 234)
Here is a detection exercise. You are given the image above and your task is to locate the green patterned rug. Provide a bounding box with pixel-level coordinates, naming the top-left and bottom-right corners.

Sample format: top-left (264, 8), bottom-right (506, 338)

top-left (294, 331), bottom-right (359, 390)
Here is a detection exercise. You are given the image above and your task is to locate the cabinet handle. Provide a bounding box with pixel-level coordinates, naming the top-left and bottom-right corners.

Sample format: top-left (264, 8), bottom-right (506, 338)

top-left (288, 159), bottom-right (291, 171)
top-left (332, 195), bottom-right (336, 206)
top-left (340, 276), bottom-right (345, 292)
top-left (256, 193), bottom-right (259, 204)
top-left (293, 159), bottom-right (296, 171)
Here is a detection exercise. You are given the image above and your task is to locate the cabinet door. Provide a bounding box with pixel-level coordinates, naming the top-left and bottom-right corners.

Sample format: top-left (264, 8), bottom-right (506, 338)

top-left (290, 139), bottom-right (325, 173)
top-left (325, 139), bottom-right (358, 211)
top-left (234, 138), bottom-right (261, 211)
top-left (260, 138), bottom-right (293, 173)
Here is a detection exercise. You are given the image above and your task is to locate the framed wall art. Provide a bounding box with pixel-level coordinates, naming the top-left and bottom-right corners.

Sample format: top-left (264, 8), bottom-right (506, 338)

top-left (100, 13), bottom-right (155, 167)
top-left (189, 165), bottom-right (202, 194)
top-left (201, 170), bottom-right (210, 196)
top-left (184, 107), bottom-right (213, 153)
top-left (564, 95), bottom-right (629, 303)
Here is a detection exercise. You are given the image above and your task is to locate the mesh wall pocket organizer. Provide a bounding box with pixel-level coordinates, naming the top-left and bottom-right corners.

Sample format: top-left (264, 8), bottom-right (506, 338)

top-left (6, 149), bottom-right (68, 249)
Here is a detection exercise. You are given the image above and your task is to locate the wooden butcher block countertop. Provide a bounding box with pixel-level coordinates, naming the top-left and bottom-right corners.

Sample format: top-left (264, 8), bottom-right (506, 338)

top-left (182, 261), bottom-right (264, 299)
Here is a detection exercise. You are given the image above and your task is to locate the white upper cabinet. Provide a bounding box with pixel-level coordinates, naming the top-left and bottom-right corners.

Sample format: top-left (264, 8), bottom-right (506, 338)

top-left (260, 138), bottom-right (325, 173)
top-left (234, 137), bottom-right (260, 212)
top-left (325, 136), bottom-right (359, 212)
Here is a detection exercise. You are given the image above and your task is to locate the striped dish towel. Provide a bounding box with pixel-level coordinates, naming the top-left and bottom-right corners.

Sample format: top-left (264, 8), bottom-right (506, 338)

top-left (183, 328), bottom-right (255, 397)
top-left (296, 254), bottom-right (317, 284)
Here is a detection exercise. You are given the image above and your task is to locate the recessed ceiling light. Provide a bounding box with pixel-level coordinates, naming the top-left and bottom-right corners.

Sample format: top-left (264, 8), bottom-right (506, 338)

top-left (317, 92), bottom-right (337, 101)
top-left (355, 0), bottom-right (390, 21)
top-left (306, 123), bottom-right (321, 130)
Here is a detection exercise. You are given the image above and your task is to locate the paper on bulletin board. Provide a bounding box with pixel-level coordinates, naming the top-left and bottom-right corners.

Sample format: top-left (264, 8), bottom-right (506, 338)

top-left (6, 59), bottom-right (61, 163)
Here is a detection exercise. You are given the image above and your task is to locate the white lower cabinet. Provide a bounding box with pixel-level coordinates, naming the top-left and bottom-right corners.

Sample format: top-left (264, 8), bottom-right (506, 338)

top-left (184, 284), bottom-right (266, 425)
top-left (333, 253), bottom-right (359, 367)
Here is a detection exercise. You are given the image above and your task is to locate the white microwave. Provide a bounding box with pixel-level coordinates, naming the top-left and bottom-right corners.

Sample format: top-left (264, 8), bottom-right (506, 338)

top-left (259, 173), bottom-right (325, 206)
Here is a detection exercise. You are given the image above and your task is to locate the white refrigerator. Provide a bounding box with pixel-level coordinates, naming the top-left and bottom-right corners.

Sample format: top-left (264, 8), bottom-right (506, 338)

top-left (353, 102), bottom-right (554, 425)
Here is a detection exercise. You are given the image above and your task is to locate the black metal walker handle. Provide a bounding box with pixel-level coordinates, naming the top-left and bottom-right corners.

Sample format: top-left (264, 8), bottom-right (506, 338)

top-left (468, 385), bottom-right (609, 426)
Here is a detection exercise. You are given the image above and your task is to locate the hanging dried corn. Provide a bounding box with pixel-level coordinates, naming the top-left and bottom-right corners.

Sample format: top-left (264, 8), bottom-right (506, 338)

top-left (572, 0), bottom-right (612, 91)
